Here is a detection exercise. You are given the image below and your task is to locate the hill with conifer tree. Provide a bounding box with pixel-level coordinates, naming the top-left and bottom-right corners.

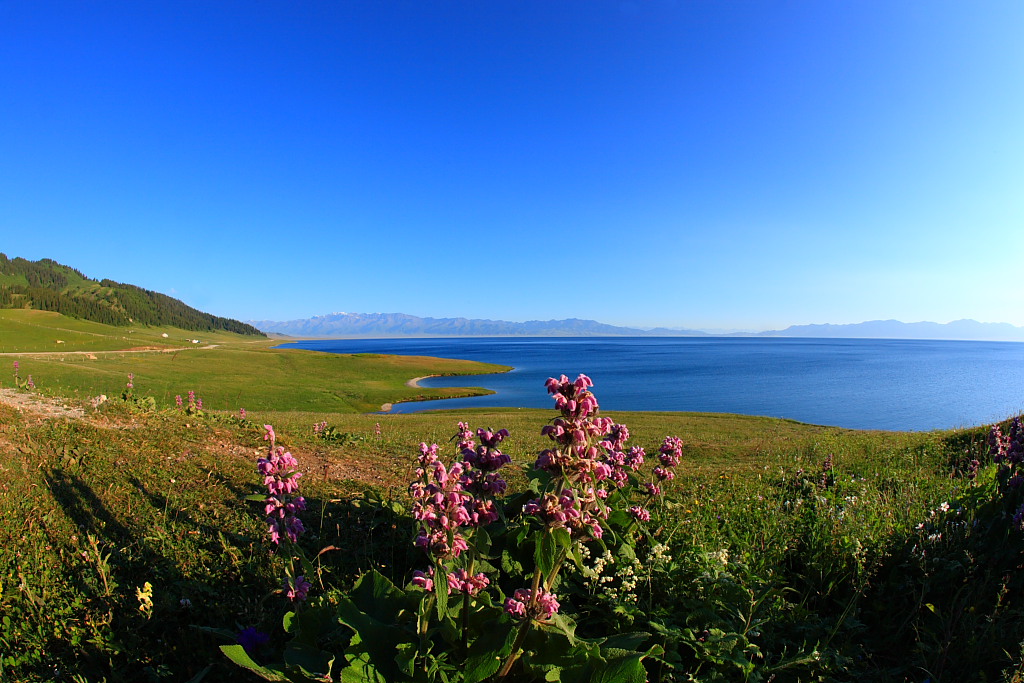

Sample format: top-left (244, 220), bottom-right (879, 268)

top-left (0, 253), bottom-right (264, 336)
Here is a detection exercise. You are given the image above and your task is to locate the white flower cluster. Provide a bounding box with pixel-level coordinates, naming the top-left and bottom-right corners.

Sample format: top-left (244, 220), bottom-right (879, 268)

top-left (605, 556), bottom-right (643, 604)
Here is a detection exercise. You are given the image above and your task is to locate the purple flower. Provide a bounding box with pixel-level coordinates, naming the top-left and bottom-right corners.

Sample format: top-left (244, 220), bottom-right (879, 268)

top-left (629, 506), bottom-right (651, 522)
top-left (1014, 502), bottom-right (1024, 530)
top-left (285, 575), bottom-right (312, 602)
top-left (239, 408), bottom-right (247, 419)
top-left (259, 427), bottom-right (304, 545)
top-left (175, 394), bottom-right (183, 407)
top-left (236, 627), bottom-right (270, 656)
top-left (447, 569), bottom-right (490, 596)
top-left (505, 587), bottom-right (559, 621)
top-left (504, 594), bottom-right (527, 619)
top-left (412, 568), bottom-right (436, 592)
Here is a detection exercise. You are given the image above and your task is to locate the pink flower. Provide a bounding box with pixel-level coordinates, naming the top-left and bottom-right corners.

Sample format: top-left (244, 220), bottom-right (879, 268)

top-left (629, 506), bottom-right (651, 522)
top-left (504, 588), bottom-right (559, 621)
top-left (447, 569), bottom-right (490, 596)
top-left (285, 575), bottom-right (312, 602)
top-left (412, 568), bottom-right (437, 592)
top-left (263, 425), bottom-right (276, 442)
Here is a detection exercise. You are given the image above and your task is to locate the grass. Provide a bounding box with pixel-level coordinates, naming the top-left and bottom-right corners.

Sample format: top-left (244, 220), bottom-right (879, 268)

top-left (1, 308), bottom-right (1021, 682)
top-left (2, 310), bottom-right (512, 413)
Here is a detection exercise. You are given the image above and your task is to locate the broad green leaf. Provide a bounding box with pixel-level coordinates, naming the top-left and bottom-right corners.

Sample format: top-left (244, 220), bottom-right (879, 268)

top-left (601, 632), bottom-right (650, 651)
top-left (535, 531), bottom-right (558, 576)
top-left (395, 642), bottom-right (418, 677)
top-left (463, 621), bottom-right (517, 683)
top-left (340, 650), bottom-right (387, 683)
top-left (552, 527), bottom-right (572, 550)
top-left (435, 576), bottom-right (449, 620)
top-left (284, 642), bottom-right (335, 679)
top-left (589, 654), bottom-right (647, 683)
top-left (220, 645), bottom-right (290, 681)
top-left (337, 596), bottom-right (416, 682)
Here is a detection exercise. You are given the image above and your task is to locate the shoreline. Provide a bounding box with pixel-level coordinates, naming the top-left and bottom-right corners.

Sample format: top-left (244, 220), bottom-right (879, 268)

top-left (379, 373), bottom-right (501, 413)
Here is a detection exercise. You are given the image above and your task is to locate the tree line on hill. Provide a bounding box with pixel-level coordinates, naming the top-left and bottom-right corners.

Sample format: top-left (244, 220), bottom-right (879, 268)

top-left (0, 253), bottom-right (265, 336)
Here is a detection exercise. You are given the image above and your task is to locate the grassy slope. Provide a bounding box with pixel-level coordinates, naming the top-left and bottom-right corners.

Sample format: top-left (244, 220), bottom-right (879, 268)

top-left (0, 395), bottom-right (978, 681)
top-left (1, 309), bottom-right (512, 412)
top-left (0, 309), bottom-right (246, 352)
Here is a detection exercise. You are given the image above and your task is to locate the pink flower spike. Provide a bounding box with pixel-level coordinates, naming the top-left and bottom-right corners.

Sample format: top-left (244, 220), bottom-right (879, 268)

top-left (263, 425), bottom-right (276, 442)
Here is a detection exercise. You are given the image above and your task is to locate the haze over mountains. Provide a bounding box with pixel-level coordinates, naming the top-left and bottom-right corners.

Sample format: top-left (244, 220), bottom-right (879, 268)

top-left (249, 312), bottom-right (1024, 342)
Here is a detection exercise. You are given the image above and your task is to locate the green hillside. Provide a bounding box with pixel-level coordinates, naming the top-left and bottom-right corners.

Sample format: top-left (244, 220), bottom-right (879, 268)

top-left (0, 253), bottom-right (264, 336)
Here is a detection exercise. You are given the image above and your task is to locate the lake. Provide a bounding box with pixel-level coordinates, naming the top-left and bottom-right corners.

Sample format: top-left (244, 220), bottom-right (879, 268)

top-left (276, 337), bottom-right (1024, 431)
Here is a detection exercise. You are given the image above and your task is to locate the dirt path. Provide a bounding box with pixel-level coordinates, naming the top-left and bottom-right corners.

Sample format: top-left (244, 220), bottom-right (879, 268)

top-left (0, 344), bottom-right (220, 358)
top-left (0, 387), bottom-right (86, 420)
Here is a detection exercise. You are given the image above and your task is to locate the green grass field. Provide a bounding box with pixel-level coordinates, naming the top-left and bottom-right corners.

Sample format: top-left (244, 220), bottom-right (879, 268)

top-left (1, 309), bottom-right (1022, 682)
top-left (1, 309), bottom-right (512, 413)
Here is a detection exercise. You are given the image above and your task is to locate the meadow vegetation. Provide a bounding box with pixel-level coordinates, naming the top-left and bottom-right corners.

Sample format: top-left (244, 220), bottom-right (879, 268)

top-left (1, 314), bottom-right (1023, 682)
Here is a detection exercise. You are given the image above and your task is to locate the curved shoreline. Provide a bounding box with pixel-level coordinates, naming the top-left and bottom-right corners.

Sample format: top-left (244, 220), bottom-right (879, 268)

top-left (378, 371), bottom-right (509, 413)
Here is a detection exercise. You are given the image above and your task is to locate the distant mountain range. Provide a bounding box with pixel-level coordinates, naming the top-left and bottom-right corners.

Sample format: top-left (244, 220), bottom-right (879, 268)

top-left (249, 312), bottom-right (1024, 342)
top-left (248, 312), bottom-right (708, 337)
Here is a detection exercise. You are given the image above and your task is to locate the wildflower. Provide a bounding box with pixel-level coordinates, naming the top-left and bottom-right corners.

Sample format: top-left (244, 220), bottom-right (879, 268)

top-left (239, 408), bottom-right (247, 420)
top-left (504, 593), bottom-right (527, 619)
top-left (504, 587), bottom-right (559, 621)
top-left (258, 425), bottom-right (304, 545)
top-left (629, 506), bottom-right (651, 522)
top-left (447, 569), bottom-right (490, 596)
top-left (175, 394), bottom-right (183, 407)
top-left (263, 424), bottom-right (276, 442)
top-left (236, 627), bottom-right (270, 657)
top-left (126, 373), bottom-right (134, 389)
top-left (284, 575), bottom-right (312, 602)
top-left (13, 361), bottom-right (18, 373)
top-left (26, 375), bottom-right (34, 389)
top-left (1014, 502), bottom-right (1024, 531)
top-left (375, 422), bottom-right (382, 437)
top-left (412, 568), bottom-right (436, 592)
top-left (179, 598), bottom-right (193, 609)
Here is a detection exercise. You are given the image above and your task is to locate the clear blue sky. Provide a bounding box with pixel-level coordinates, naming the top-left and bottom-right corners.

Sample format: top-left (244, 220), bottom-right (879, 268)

top-left (2, 1), bottom-right (1022, 330)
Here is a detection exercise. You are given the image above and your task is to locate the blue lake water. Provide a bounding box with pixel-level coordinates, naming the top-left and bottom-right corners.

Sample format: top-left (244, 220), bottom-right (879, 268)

top-left (277, 337), bottom-right (1024, 431)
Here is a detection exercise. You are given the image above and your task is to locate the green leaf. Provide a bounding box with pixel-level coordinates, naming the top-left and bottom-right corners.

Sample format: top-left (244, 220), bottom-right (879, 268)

top-left (340, 649), bottom-right (388, 683)
top-left (463, 621), bottom-right (517, 683)
top-left (244, 494), bottom-right (269, 502)
top-left (501, 549), bottom-right (524, 576)
top-left (589, 654), bottom-right (647, 683)
top-left (284, 642), bottom-right (335, 679)
top-left (474, 526), bottom-right (492, 555)
top-left (349, 570), bottom-right (414, 623)
top-left (435, 577), bottom-right (449, 620)
top-left (535, 531), bottom-right (558, 576)
top-left (220, 645), bottom-right (290, 681)
top-left (395, 642), bottom-right (418, 677)
top-left (552, 527), bottom-right (572, 550)
top-left (601, 632), bottom-right (650, 651)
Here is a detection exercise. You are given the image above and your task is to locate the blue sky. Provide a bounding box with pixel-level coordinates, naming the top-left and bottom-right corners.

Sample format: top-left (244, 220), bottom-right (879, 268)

top-left (2, 1), bottom-right (1022, 330)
